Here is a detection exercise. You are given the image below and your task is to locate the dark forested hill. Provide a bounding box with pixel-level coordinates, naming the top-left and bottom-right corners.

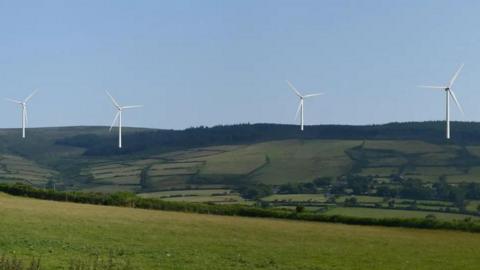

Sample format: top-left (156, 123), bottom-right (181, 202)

top-left (56, 121), bottom-right (480, 156)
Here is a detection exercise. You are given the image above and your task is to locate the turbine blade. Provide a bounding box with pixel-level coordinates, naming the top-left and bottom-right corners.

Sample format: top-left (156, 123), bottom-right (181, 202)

top-left (448, 63), bottom-right (464, 88)
top-left (105, 90), bottom-right (121, 109)
top-left (303, 93), bottom-right (324, 98)
top-left (286, 80), bottom-right (303, 98)
top-left (121, 105), bottom-right (143, 109)
top-left (449, 90), bottom-right (464, 115)
top-left (5, 98), bottom-right (22, 104)
top-left (24, 89), bottom-right (38, 103)
top-left (417, 85), bottom-right (446, 89)
top-left (295, 101), bottom-right (302, 120)
top-left (109, 111), bottom-right (120, 132)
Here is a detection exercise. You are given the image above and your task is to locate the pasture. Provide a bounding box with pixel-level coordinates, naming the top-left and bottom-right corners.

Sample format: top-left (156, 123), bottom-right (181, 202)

top-left (325, 207), bottom-right (479, 221)
top-left (0, 154), bottom-right (57, 186)
top-left (1, 193), bottom-right (480, 269)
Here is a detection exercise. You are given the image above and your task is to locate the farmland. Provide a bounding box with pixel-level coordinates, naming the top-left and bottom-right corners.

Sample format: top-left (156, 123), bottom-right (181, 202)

top-left (324, 207), bottom-right (479, 221)
top-left (73, 138), bottom-right (480, 192)
top-left (0, 125), bottom-right (480, 268)
top-left (1, 192), bottom-right (480, 269)
top-left (0, 125), bottom-right (480, 225)
top-left (2, 126), bottom-right (480, 192)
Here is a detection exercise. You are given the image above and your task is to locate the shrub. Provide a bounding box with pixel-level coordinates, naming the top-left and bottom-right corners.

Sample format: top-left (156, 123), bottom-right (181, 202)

top-left (295, 206), bottom-right (305, 213)
top-left (344, 197), bottom-right (358, 206)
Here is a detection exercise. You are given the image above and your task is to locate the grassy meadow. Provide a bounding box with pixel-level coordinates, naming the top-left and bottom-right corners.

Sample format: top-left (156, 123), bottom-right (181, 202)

top-left (324, 207), bottom-right (479, 221)
top-left (1, 192), bottom-right (480, 269)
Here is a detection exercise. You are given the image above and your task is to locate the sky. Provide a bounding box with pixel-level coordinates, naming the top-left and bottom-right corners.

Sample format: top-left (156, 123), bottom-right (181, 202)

top-left (0, 0), bottom-right (479, 129)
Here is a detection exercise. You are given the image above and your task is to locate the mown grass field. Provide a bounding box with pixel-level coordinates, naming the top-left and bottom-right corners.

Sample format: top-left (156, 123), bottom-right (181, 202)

top-left (1, 193), bottom-right (480, 269)
top-left (324, 207), bottom-right (479, 221)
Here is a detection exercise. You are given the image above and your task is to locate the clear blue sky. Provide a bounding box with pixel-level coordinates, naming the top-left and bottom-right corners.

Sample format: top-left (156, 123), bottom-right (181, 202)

top-left (0, 0), bottom-right (478, 129)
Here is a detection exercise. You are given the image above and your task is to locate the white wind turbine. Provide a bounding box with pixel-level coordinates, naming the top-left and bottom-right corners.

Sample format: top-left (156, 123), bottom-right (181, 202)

top-left (418, 64), bottom-right (465, 139)
top-left (5, 90), bottom-right (38, 139)
top-left (286, 80), bottom-right (323, 131)
top-left (105, 91), bottom-right (143, 148)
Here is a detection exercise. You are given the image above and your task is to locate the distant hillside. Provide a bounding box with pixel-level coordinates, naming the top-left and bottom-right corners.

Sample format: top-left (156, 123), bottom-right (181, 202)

top-left (0, 122), bottom-right (479, 193)
top-left (56, 121), bottom-right (480, 156)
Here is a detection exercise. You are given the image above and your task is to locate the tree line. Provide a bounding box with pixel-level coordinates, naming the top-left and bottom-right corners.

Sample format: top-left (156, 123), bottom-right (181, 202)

top-left (56, 121), bottom-right (480, 156)
top-left (276, 175), bottom-right (480, 201)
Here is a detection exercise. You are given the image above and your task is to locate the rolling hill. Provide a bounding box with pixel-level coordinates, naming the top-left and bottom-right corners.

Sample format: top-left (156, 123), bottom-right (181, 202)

top-left (1, 192), bottom-right (479, 269)
top-left (0, 122), bottom-right (480, 193)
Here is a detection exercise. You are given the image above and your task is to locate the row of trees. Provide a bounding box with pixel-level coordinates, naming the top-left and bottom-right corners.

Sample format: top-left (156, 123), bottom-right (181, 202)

top-left (376, 178), bottom-right (480, 202)
top-left (266, 174), bottom-right (480, 210)
top-left (236, 177), bottom-right (334, 199)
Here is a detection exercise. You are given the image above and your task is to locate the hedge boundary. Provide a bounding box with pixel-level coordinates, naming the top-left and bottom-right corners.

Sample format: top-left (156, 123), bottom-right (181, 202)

top-left (1, 183), bottom-right (479, 233)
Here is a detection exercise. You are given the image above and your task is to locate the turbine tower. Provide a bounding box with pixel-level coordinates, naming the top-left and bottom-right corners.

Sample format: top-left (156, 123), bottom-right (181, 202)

top-left (418, 64), bottom-right (464, 139)
top-left (105, 91), bottom-right (143, 148)
top-left (5, 90), bottom-right (38, 139)
top-left (286, 80), bottom-right (323, 131)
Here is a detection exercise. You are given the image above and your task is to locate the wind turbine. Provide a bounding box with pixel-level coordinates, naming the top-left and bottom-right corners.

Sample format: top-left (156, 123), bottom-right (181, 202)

top-left (286, 80), bottom-right (323, 131)
top-left (105, 90), bottom-right (143, 148)
top-left (5, 90), bottom-right (38, 139)
top-left (418, 64), bottom-right (465, 139)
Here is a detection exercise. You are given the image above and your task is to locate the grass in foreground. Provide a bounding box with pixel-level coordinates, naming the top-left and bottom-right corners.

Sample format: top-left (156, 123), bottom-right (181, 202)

top-left (1, 193), bottom-right (480, 269)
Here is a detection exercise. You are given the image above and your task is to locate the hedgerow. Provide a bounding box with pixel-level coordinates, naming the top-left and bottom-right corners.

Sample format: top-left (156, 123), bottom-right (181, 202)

top-left (1, 183), bottom-right (479, 233)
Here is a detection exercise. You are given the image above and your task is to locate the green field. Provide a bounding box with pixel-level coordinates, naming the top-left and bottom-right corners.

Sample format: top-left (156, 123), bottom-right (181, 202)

top-left (138, 189), bottom-right (232, 198)
top-left (325, 207), bottom-right (479, 221)
top-left (0, 154), bottom-right (57, 185)
top-left (263, 194), bottom-right (328, 203)
top-left (137, 189), bottom-right (248, 204)
top-left (1, 193), bottom-right (480, 269)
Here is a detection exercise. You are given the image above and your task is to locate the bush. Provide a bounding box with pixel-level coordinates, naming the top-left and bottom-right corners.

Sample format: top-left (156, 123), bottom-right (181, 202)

top-left (313, 177), bottom-right (332, 187)
top-left (295, 206), bottom-right (305, 213)
top-left (344, 197), bottom-right (358, 206)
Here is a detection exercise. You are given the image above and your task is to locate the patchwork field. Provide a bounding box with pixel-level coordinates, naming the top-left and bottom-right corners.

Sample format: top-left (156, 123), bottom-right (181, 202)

top-left (349, 140), bottom-right (480, 183)
top-left (48, 138), bottom-right (480, 194)
top-left (1, 193), bottom-right (480, 269)
top-left (0, 154), bottom-right (57, 185)
top-left (81, 139), bottom-right (364, 192)
top-left (2, 129), bottom-right (480, 192)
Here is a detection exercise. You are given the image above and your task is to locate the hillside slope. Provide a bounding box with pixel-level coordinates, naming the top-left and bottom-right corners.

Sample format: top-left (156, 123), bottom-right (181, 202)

top-left (1, 192), bottom-right (479, 269)
top-left (0, 123), bottom-right (480, 192)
